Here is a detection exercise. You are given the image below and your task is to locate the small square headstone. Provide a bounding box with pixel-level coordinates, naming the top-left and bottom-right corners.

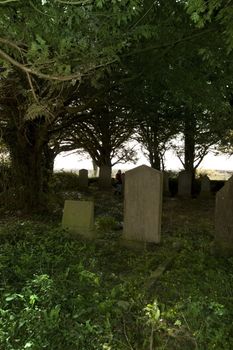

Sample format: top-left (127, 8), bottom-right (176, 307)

top-left (62, 200), bottom-right (95, 238)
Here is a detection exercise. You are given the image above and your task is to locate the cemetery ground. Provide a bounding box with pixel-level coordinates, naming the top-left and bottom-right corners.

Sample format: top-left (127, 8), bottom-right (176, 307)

top-left (0, 181), bottom-right (233, 349)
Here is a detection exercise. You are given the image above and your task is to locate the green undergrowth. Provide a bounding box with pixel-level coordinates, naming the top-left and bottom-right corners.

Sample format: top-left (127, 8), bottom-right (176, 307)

top-left (0, 220), bottom-right (233, 349)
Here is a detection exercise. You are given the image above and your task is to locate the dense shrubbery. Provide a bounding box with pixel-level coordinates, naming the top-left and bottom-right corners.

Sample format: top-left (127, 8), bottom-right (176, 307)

top-left (0, 218), bottom-right (233, 349)
top-left (52, 171), bottom-right (80, 191)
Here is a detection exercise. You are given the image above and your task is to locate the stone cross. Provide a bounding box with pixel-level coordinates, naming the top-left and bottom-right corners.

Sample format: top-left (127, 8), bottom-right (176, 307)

top-left (214, 175), bottom-right (233, 256)
top-left (123, 165), bottom-right (163, 243)
top-left (62, 200), bottom-right (95, 238)
top-left (78, 169), bottom-right (88, 189)
top-left (178, 170), bottom-right (192, 197)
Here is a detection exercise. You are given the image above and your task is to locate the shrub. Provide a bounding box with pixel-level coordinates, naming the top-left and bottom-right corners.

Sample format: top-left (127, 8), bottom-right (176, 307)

top-left (52, 171), bottom-right (79, 191)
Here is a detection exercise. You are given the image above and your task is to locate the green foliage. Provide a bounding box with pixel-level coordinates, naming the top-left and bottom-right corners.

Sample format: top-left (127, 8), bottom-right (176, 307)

top-left (0, 212), bottom-right (233, 349)
top-left (0, 0), bottom-right (146, 82)
top-left (52, 171), bottom-right (79, 191)
top-left (187, 0), bottom-right (233, 51)
top-left (95, 215), bottom-right (118, 232)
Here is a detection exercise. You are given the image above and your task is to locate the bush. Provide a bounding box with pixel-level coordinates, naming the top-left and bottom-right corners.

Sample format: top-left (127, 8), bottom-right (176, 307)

top-left (95, 216), bottom-right (118, 232)
top-left (52, 171), bottom-right (79, 191)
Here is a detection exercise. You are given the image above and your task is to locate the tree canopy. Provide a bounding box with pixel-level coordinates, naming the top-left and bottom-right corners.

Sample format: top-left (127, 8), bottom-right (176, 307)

top-left (0, 0), bottom-right (233, 212)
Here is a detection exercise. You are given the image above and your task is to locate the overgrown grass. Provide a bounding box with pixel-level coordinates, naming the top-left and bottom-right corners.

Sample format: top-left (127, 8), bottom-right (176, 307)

top-left (0, 198), bottom-right (233, 349)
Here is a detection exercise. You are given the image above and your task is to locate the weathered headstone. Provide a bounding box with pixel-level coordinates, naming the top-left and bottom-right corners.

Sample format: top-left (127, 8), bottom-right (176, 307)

top-left (62, 200), bottom-right (95, 238)
top-left (78, 169), bottom-right (88, 189)
top-left (178, 170), bottom-right (192, 197)
top-left (213, 176), bottom-right (233, 256)
top-left (123, 165), bottom-right (163, 243)
top-left (200, 175), bottom-right (211, 197)
top-left (163, 171), bottom-right (170, 196)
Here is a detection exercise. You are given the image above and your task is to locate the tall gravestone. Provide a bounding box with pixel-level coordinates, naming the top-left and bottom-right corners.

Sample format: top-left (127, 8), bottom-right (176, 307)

top-left (62, 200), bottom-right (95, 238)
top-left (200, 175), bottom-right (211, 197)
top-left (213, 176), bottom-right (233, 256)
top-left (123, 165), bottom-right (163, 243)
top-left (178, 170), bottom-right (192, 197)
top-left (79, 169), bottom-right (88, 189)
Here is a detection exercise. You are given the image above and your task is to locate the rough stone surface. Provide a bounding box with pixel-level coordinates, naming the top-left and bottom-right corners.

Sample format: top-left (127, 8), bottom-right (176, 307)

top-left (214, 176), bottom-right (233, 256)
top-left (123, 165), bottom-right (163, 243)
top-left (178, 170), bottom-right (192, 197)
top-left (62, 200), bottom-right (95, 238)
top-left (200, 175), bottom-right (211, 197)
top-left (79, 169), bottom-right (88, 189)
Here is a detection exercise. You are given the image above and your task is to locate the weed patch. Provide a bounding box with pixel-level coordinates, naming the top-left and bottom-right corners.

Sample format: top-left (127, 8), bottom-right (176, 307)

top-left (0, 199), bottom-right (233, 349)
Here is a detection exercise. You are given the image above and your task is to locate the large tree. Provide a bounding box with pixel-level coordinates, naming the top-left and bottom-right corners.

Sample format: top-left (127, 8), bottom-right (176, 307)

top-left (61, 78), bottom-right (136, 188)
top-left (1, 0), bottom-right (233, 212)
top-left (0, 0), bottom-right (147, 210)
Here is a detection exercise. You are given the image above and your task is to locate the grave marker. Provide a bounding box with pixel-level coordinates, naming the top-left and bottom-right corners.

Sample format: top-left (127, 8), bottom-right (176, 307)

top-left (78, 169), bottom-right (88, 189)
top-left (200, 175), bottom-right (211, 197)
top-left (178, 170), bottom-right (192, 197)
top-left (123, 165), bottom-right (163, 243)
top-left (62, 200), bottom-right (95, 238)
top-left (214, 175), bottom-right (233, 256)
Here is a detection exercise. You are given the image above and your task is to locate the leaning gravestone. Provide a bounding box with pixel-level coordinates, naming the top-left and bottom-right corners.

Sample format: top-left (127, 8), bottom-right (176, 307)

top-left (200, 175), bottom-right (211, 197)
top-left (123, 165), bottom-right (163, 244)
top-left (62, 200), bottom-right (95, 238)
top-left (213, 175), bottom-right (233, 256)
top-left (178, 170), bottom-right (192, 197)
top-left (78, 169), bottom-right (88, 189)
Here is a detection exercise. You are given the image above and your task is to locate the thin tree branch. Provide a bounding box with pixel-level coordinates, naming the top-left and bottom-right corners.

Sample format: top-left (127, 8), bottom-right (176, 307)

top-left (26, 72), bottom-right (39, 103)
top-left (124, 28), bottom-right (217, 57)
top-left (0, 0), bottom-right (18, 3)
top-left (130, 0), bottom-right (157, 30)
top-left (56, 0), bottom-right (92, 4)
top-left (29, 1), bottom-right (50, 16)
top-left (0, 27), bottom-right (216, 82)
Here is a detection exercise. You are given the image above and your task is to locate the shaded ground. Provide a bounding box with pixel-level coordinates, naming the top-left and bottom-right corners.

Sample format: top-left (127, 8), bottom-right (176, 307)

top-left (0, 190), bottom-right (232, 350)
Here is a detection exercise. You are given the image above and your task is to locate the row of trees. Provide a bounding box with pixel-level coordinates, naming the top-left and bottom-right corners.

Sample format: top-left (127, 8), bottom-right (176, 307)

top-left (0, 0), bottom-right (233, 212)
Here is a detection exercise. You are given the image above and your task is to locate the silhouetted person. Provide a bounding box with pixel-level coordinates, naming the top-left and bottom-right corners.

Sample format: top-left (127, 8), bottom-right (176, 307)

top-left (114, 170), bottom-right (122, 195)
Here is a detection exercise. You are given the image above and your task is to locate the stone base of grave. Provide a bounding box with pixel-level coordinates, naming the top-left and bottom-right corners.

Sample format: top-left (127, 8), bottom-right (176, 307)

top-left (210, 240), bottom-right (233, 257)
top-left (65, 227), bottom-right (96, 239)
top-left (119, 238), bottom-right (159, 250)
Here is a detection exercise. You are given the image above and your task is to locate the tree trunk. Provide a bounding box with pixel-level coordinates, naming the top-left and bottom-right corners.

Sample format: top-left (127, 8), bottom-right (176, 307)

top-left (149, 149), bottom-right (161, 170)
top-left (184, 115), bottom-right (196, 191)
top-left (96, 145), bottom-right (112, 189)
top-left (98, 164), bottom-right (112, 189)
top-left (42, 144), bottom-right (56, 193)
top-left (4, 121), bottom-right (51, 212)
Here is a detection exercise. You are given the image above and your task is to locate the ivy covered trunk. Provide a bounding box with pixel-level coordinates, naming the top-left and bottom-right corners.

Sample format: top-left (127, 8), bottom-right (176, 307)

top-left (4, 120), bottom-right (52, 213)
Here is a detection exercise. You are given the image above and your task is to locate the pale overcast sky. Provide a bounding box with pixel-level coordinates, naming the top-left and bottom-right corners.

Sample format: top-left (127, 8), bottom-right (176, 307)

top-left (54, 149), bottom-right (233, 172)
